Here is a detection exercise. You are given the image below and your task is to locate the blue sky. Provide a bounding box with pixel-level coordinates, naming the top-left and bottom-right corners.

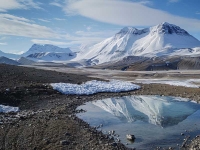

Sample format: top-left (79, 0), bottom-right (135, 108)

top-left (0, 0), bottom-right (200, 54)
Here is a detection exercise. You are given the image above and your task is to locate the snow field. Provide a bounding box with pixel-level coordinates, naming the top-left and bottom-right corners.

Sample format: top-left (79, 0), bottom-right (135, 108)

top-left (51, 80), bottom-right (140, 95)
top-left (135, 79), bottom-right (200, 88)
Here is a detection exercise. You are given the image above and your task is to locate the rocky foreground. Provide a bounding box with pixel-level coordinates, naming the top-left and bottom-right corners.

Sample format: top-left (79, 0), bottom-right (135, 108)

top-left (0, 64), bottom-right (200, 150)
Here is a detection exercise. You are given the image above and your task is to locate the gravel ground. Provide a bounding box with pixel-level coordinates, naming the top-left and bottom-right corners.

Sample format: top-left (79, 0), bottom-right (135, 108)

top-left (0, 64), bottom-right (200, 150)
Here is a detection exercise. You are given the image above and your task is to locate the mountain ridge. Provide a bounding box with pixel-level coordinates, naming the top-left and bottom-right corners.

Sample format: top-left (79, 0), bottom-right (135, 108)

top-left (23, 44), bottom-right (73, 56)
top-left (0, 50), bottom-right (21, 59)
top-left (73, 22), bottom-right (200, 65)
top-left (23, 44), bottom-right (76, 62)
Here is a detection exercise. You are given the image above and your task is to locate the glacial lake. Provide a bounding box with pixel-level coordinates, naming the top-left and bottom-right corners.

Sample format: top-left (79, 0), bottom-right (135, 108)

top-left (76, 95), bottom-right (200, 149)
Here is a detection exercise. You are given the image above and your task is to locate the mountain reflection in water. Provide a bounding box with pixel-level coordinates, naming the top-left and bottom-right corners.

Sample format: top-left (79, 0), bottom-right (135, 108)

top-left (92, 96), bottom-right (200, 127)
top-left (77, 95), bottom-right (200, 149)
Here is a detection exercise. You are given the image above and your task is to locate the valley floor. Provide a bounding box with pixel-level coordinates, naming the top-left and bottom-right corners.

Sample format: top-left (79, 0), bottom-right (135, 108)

top-left (0, 64), bottom-right (200, 150)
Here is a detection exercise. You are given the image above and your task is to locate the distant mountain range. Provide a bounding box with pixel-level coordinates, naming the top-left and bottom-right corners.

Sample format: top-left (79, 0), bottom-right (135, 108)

top-left (0, 44), bottom-right (76, 65)
top-left (0, 50), bottom-right (20, 59)
top-left (1, 22), bottom-right (200, 69)
top-left (0, 56), bottom-right (21, 65)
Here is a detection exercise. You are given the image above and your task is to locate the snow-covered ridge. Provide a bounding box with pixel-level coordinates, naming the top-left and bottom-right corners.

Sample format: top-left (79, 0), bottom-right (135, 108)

top-left (23, 44), bottom-right (76, 62)
top-left (151, 22), bottom-right (189, 35)
top-left (23, 44), bottom-right (73, 56)
top-left (117, 27), bottom-right (148, 35)
top-left (74, 22), bottom-right (200, 65)
top-left (0, 105), bottom-right (19, 113)
top-left (51, 80), bottom-right (140, 95)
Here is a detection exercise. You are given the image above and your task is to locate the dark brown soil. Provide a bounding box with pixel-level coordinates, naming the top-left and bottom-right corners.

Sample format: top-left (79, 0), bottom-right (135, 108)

top-left (0, 64), bottom-right (200, 150)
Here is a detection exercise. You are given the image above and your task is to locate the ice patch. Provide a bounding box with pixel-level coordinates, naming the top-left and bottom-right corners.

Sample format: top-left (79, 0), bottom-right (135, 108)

top-left (0, 105), bottom-right (19, 113)
top-left (135, 79), bottom-right (200, 88)
top-left (51, 80), bottom-right (140, 95)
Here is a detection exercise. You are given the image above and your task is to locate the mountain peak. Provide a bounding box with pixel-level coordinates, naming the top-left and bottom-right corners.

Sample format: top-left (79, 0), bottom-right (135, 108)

top-left (23, 44), bottom-right (73, 57)
top-left (152, 22), bottom-right (190, 35)
top-left (161, 22), bottom-right (171, 26)
top-left (120, 27), bottom-right (137, 33)
top-left (31, 44), bottom-right (61, 49)
top-left (117, 27), bottom-right (148, 35)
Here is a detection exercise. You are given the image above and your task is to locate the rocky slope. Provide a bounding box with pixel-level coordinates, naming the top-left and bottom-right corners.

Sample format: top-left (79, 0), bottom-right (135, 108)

top-left (0, 56), bottom-right (21, 65)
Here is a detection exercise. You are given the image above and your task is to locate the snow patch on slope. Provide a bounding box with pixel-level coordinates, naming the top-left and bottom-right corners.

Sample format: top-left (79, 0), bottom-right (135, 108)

top-left (0, 105), bottom-right (19, 113)
top-left (51, 80), bottom-right (140, 95)
top-left (135, 79), bottom-right (200, 88)
top-left (27, 52), bottom-right (76, 62)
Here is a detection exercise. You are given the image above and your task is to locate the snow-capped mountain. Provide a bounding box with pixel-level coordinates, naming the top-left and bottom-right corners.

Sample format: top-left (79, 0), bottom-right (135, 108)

top-left (23, 44), bottom-right (72, 56)
top-left (0, 50), bottom-right (21, 59)
top-left (93, 96), bottom-right (200, 127)
top-left (74, 22), bottom-right (200, 65)
top-left (23, 44), bottom-right (76, 62)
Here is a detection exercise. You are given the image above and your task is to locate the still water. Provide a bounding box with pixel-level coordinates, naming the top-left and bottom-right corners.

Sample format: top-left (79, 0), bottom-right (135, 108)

top-left (76, 95), bottom-right (200, 149)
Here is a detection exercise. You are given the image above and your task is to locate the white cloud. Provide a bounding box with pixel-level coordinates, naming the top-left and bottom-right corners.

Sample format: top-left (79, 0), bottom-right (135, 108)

top-left (0, 13), bottom-right (60, 38)
top-left (75, 29), bottom-right (117, 39)
top-left (0, 13), bottom-right (31, 22)
top-left (66, 35), bottom-right (106, 45)
top-left (63, 0), bottom-right (200, 31)
top-left (32, 29), bottom-right (115, 48)
top-left (0, 42), bottom-right (7, 45)
top-left (19, 0), bottom-right (42, 9)
top-left (49, 2), bottom-right (62, 7)
top-left (137, 0), bottom-right (153, 5)
top-left (0, 36), bottom-right (7, 41)
top-left (38, 18), bottom-right (50, 22)
top-left (86, 26), bottom-right (91, 31)
top-left (196, 12), bottom-right (200, 15)
top-left (169, 0), bottom-right (180, 3)
top-left (49, 0), bottom-right (64, 7)
top-left (31, 39), bottom-right (69, 46)
top-left (64, 29), bottom-right (117, 46)
top-left (0, 0), bottom-right (41, 12)
top-left (32, 30), bottom-right (116, 48)
top-left (54, 18), bottom-right (66, 21)
top-left (75, 30), bottom-right (97, 36)
top-left (31, 38), bottom-right (99, 48)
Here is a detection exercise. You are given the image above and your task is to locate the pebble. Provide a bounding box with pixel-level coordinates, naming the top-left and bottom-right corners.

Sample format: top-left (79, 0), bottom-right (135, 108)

top-left (111, 142), bottom-right (117, 147)
top-left (60, 140), bottom-right (69, 145)
top-left (65, 132), bottom-right (71, 136)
